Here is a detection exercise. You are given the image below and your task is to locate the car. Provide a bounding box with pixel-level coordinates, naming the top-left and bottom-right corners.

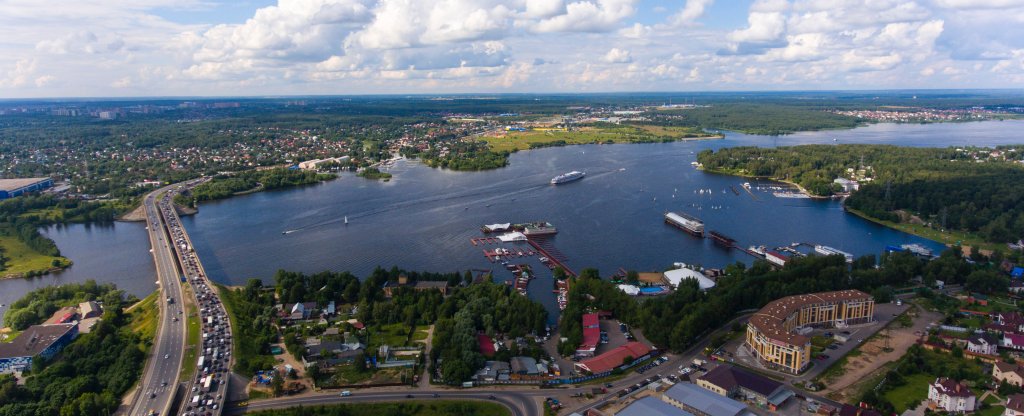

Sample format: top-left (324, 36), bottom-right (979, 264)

top-left (432, 393), bottom-right (440, 398)
top-left (488, 395), bottom-right (496, 400)
top-left (606, 383), bottom-right (614, 388)
top-left (340, 391), bottom-right (351, 397)
top-left (406, 394), bottom-right (414, 399)
top-left (164, 354), bottom-right (170, 359)
top-left (827, 345), bottom-right (839, 350)
top-left (161, 380), bottom-right (167, 386)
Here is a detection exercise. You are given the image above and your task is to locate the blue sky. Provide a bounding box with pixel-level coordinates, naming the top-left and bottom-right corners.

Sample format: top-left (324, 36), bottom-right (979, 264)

top-left (1, 0), bottom-right (1023, 97)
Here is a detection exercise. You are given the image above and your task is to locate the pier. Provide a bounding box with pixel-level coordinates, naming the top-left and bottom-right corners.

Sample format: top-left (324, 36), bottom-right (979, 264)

top-left (527, 236), bottom-right (576, 277)
top-left (708, 231), bottom-right (736, 248)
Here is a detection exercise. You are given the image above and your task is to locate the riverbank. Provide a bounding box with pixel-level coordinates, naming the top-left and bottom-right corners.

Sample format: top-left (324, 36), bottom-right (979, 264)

top-left (0, 235), bottom-right (73, 279)
top-left (483, 124), bottom-right (723, 153)
top-left (844, 207), bottom-right (1002, 253)
top-left (698, 167), bottom-right (829, 200)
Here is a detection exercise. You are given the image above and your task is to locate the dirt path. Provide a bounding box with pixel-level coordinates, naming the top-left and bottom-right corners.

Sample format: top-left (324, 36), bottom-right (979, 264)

top-left (819, 305), bottom-right (942, 403)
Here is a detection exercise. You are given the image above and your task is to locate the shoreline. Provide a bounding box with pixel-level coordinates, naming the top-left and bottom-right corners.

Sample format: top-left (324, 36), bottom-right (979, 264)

top-left (697, 167), bottom-right (831, 200)
top-left (843, 207), bottom-right (1001, 253)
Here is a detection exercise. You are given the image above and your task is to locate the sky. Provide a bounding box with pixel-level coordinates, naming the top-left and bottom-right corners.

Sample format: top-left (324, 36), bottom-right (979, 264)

top-left (1, 0), bottom-right (1023, 97)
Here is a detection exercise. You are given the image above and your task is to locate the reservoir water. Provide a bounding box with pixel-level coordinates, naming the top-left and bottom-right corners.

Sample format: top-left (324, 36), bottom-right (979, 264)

top-left (2, 120), bottom-right (1023, 319)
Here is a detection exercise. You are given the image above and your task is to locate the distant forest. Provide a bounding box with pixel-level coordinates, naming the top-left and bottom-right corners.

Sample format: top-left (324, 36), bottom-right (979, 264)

top-left (697, 144), bottom-right (1024, 242)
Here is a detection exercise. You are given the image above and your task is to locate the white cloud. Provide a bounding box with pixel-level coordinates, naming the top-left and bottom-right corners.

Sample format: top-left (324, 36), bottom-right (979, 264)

top-left (603, 47), bottom-right (632, 63)
top-left (532, 0), bottom-right (637, 33)
top-left (667, 0), bottom-right (713, 26)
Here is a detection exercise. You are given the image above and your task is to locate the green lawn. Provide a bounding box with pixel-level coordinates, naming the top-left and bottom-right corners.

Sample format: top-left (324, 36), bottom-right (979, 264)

top-left (977, 405), bottom-right (1006, 416)
top-left (129, 292), bottom-right (160, 347)
top-left (180, 288), bottom-right (201, 380)
top-left (883, 373), bottom-right (933, 413)
top-left (0, 235), bottom-right (71, 277)
top-left (483, 124), bottom-right (719, 152)
top-left (368, 323), bottom-right (417, 349)
top-left (247, 401), bottom-right (510, 416)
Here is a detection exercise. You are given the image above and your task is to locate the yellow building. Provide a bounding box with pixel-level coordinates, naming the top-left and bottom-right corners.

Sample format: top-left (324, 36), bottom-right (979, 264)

top-left (746, 290), bottom-right (874, 374)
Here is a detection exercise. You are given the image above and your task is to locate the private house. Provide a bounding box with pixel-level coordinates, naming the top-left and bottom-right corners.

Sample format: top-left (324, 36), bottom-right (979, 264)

top-left (1005, 393), bottom-right (1024, 416)
top-left (927, 378), bottom-right (976, 413)
top-left (79, 301), bottom-right (102, 319)
top-left (994, 362), bottom-right (1024, 387)
top-left (967, 333), bottom-right (1000, 356)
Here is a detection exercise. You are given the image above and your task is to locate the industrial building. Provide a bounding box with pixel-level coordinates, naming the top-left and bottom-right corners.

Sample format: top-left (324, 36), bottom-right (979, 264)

top-left (662, 383), bottom-right (751, 416)
top-left (746, 290), bottom-right (874, 374)
top-left (0, 177), bottom-right (53, 200)
top-left (0, 323), bottom-right (78, 374)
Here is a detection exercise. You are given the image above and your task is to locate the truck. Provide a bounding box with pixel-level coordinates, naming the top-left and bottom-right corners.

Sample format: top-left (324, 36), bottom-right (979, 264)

top-left (197, 356), bottom-right (205, 368)
top-left (203, 376), bottom-right (213, 390)
top-left (192, 395), bottom-right (200, 405)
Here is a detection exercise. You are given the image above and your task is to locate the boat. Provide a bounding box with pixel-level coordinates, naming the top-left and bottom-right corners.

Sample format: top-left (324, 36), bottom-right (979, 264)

top-left (749, 245), bottom-right (767, 256)
top-left (901, 243), bottom-right (934, 258)
top-left (550, 171), bottom-right (585, 185)
top-left (344, 216), bottom-right (348, 225)
top-left (523, 222), bottom-right (557, 236)
top-left (814, 245), bottom-right (854, 263)
top-left (664, 211), bottom-right (704, 237)
top-left (773, 192), bottom-right (810, 198)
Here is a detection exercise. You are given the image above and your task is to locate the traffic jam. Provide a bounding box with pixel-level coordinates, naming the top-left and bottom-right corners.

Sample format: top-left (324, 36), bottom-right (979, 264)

top-left (159, 182), bottom-right (231, 416)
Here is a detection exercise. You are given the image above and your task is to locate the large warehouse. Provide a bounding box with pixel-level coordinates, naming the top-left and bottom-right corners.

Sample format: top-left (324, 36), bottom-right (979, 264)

top-left (745, 289), bottom-right (874, 374)
top-left (0, 177), bottom-right (53, 200)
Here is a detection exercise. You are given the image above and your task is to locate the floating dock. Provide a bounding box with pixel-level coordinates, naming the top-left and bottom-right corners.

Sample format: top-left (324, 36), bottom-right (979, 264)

top-left (527, 236), bottom-right (576, 277)
top-left (708, 231), bottom-right (736, 248)
top-left (665, 211), bottom-right (704, 237)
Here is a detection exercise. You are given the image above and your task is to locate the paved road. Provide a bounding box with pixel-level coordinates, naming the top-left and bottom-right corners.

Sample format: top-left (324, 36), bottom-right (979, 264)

top-left (127, 189), bottom-right (189, 416)
top-left (232, 390), bottom-right (537, 416)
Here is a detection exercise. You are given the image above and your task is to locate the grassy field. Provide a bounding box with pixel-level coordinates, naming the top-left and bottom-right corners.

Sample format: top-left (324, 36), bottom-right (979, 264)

top-left (129, 292), bottom-right (160, 347)
top-left (369, 323), bottom-right (417, 349)
top-left (882, 373), bottom-right (932, 413)
top-left (180, 285), bottom-right (201, 380)
top-left (248, 401), bottom-right (510, 416)
top-left (483, 124), bottom-right (719, 153)
top-left (0, 235), bottom-right (71, 277)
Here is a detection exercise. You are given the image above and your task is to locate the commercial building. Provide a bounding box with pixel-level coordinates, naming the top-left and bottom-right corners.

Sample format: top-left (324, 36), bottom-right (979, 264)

top-left (575, 342), bottom-right (652, 374)
top-left (662, 383), bottom-right (750, 416)
top-left (746, 290), bottom-right (874, 374)
top-left (577, 313), bottom-right (600, 357)
top-left (663, 268), bottom-right (715, 290)
top-left (927, 377), bottom-right (976, 413)
top-left (0, 177), bottom-right (53, 200)
top-left (0, 323), bottom-right (78, 374)
top-left (696, 365), bottom-right (793, 411)
top-left (617, 396), bottom-right (695, 416)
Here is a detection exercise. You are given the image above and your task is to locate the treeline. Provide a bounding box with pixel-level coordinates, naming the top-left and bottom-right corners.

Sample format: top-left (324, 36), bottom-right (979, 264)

top-left (862, 344), bottom-right (989, 414)
top-left (0, 286), bottom-right (145, 416)
top-left (417, 141), bottom-right (509, 171)
top-left (659, 103), bottom-right (861, 135)
top-left (3, 280), bottom-right (132, 330)
top-left (356, 168), bottom-right (392, 180)
top-left (179, 168), bottom-right (335, 204)
top-left (560, 248), bottom-right (990, 354)
top-left (698, 144), bottom-right (1024, 242)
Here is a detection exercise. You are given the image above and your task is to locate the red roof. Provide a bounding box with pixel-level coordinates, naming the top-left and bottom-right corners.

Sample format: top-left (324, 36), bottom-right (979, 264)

top-left (767, 251), bottom-right (789, 260)
top-left (576, 342), bottom-right (652, 373)
top-left (1007, 333), bottom-right (1024, 347)
top-left (478, 334), bottom-right (496, 357)
top-left (352, 321), bottom-right (365, 330)
top-left (583, 313), bottom-right (599, 328)
top-left (579, 313), bottom-right (601, 351)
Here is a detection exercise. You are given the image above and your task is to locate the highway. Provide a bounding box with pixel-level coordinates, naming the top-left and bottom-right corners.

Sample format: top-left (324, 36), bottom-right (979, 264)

top-left (127, 187), bottom-right (190, 416)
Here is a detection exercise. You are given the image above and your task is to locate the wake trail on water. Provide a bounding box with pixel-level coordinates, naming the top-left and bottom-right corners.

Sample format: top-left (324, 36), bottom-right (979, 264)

top-left (282, 168), bottom-right (625, 234)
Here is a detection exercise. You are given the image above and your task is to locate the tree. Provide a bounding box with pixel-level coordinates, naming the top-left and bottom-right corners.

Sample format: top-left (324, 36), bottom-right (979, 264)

top-left (271, 371), bottom-right (284, 396)
top-left (626, 270), bottom-right (639, 286)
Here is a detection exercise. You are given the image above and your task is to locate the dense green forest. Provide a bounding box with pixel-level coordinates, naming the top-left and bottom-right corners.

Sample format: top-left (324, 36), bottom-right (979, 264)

top-left (3, 280), bottom-right (133, 330)
top-left (355, 168), bottom-right (392, 180)
top-left (177, 168), bottom-right (335, 205)
top-left (0, 283), bottom-right (145, 416)
top-left (697, 144), bottom-right (1024, 242)
top-left (658, 103), bottom-right (862, 135)
top-left (247, 401), bottom-right (510, 416)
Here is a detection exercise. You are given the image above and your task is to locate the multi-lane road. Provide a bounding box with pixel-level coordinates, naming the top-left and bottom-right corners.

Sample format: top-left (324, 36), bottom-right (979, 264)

top-left (128, 188), bottom-right (190, 416)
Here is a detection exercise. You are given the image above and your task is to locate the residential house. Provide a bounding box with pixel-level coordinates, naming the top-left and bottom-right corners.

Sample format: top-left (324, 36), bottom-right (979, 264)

top-left (280, 302), bottom-right (317, 321)
top-left (79, 301), bottom-right (101, 319)
top-left (1005, 393), bottom-right (1024, 416)
top-left (382, 274), bottom-right (450, 297)
top-left (927, 378), bottom-right (976, 413)
top-left (967, 333), bottom-right (1000, 356)
top-left (994, 362), bottom-right (1024, 387)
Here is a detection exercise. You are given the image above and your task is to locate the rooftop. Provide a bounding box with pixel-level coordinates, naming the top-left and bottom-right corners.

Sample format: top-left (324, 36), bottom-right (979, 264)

top-left (663, 383), bottom-right (748, 416)
top-left (0, 178), bottom-right (50, 192)
top-left (617, 396), bottom-right (694, 416)
top-left (748, 289), bottom-right (872, 346)
top-left (0, 324), bottom-right (76, 359)
top-left (698, 365), bottom-right (782, 398)
top-left (577, 342), bottom-right (652, 374)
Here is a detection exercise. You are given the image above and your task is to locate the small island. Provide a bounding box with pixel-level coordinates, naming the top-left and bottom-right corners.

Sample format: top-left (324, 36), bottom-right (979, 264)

top-left (356, 167), bottom-right (393, 180)
top-left (176, 168), bottom-right (336, 206)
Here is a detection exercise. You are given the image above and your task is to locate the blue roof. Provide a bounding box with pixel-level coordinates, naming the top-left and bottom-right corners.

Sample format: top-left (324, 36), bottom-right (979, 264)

top-left (664, 383), bottom-right (748, 416)
top-left (617, 397), bottom-right (694, 416)
top-left (1012, 267), bottom-right (1024, 278)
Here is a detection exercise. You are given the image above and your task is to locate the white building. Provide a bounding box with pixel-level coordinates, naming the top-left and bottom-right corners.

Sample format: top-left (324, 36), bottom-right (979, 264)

top-left (928, 378), bottom-right (976, 413)
top-left (967, 333), bottom-right (999, 356)
top-left (663, 268), bottom-right (715, 290)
